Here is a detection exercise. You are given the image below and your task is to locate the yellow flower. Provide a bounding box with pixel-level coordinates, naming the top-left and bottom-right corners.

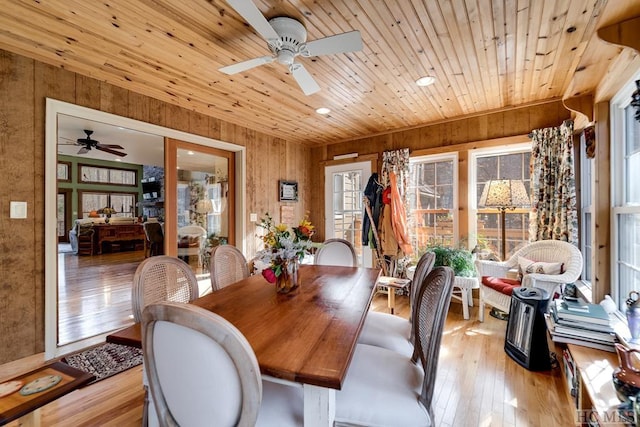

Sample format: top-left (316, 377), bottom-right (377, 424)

top-left (275, 223), bottom-right (288, 233)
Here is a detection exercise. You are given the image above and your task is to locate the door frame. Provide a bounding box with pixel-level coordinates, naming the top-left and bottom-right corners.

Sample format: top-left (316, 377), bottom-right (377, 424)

top-left (324, 157), bottom-right (376, 268)
top-left (45, 99), bottom-right (246, 358)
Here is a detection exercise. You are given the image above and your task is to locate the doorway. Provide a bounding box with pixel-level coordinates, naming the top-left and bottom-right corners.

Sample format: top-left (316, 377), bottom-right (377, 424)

top-left (324, 161), bottom-right (373, 267)
top-left (45, 99), bottom-right (246, 359)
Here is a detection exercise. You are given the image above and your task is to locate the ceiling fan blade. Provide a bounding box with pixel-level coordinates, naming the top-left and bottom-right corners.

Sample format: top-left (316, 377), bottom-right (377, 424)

top-left (97, 143), bottom-right (125, 149)
top-left (226, 0), bottom-right (280, 42)
top-left (290, 63), bottom-right (320, 96)
top-left (78, 147), bottom-right (89, 155)
top-left (304, 31), bottom-right (363, 57)
top-left (96, 146), bottom-right (127, 157)
top-left (219, 55), bottom-right (275, 75)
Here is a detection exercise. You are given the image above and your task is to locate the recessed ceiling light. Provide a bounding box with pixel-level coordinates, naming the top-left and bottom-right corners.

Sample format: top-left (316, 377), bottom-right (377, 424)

top-left (316, 107), bottom-right (331, 115)
top-left (115, 158), bottom-right (122, 162)
top-left (416, 76), bottom-right (436, 87)
top-left (187, 151), bottom-right (195, 155)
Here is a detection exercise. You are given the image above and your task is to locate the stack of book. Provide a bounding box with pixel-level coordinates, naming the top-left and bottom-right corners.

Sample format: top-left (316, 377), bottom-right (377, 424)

top-left (545, 298), bottom-right (617, 352)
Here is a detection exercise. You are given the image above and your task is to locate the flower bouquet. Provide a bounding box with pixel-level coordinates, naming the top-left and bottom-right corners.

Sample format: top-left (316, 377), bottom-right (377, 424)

top-left (256, 213), bottom-right (314, 293)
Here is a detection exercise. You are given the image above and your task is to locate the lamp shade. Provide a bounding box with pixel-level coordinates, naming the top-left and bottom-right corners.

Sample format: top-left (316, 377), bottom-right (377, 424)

top-left (195, 199), bottom-right (213, 214)
top-left (478, 179), bottom-right (530, 209)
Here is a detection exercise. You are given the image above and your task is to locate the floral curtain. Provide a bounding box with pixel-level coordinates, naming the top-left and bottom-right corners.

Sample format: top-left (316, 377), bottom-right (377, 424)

top-left (529, 120), bottom-right (578, 243)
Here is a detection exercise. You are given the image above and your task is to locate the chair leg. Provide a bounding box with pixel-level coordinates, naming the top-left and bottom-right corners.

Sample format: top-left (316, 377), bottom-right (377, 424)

top-left (142, 386), bottom-right (149, 426)
top-left (479, 298), bottom-right (485, 322)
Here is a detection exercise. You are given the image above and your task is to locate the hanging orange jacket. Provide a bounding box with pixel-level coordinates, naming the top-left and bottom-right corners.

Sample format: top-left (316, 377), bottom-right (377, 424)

top-left (389, 171), bottom-right (413, 256)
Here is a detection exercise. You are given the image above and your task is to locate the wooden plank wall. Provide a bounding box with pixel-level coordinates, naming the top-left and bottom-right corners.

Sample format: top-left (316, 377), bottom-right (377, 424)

top-left (308, 100), bottom-right (571, 244)
top-left (0, 49), bottom-right (311, 364)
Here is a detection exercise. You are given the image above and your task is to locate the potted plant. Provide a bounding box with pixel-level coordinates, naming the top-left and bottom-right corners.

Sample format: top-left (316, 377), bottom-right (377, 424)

top-left (420, 241), bottom-right (477, 320)
top-left (423, 242), bottom-right (476, 277)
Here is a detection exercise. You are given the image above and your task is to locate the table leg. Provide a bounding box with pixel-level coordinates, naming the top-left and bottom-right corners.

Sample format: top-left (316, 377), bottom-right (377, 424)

top-left (387, 287), bottom-right (396, 314)
top-left (17, 408), bottom-right (41, 427)
top-left (303, 384), bottom-right (335, 427)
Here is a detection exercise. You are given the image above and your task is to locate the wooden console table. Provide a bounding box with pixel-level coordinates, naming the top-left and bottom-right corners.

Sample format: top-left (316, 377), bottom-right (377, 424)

top-left (92, 224), bottom-right (145, 255)
top-left (559, 343), bottom-right (624, 425)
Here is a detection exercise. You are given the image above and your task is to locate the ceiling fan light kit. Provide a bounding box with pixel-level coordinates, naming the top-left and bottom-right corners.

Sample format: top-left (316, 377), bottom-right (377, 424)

top-left (221, 0), bottom-right (363, 96)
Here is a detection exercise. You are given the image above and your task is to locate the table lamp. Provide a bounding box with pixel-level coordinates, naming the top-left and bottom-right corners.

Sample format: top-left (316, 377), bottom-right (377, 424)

top-left (478, 179), bottom-right (530, 260)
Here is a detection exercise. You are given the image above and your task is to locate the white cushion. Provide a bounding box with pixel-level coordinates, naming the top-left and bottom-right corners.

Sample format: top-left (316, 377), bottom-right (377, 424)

top-left (358, 311), bottom-right (413, 358)
top-left (256, 380), bottom-right (304, 427)
top-left (518, 256), bottom-right (563, 276)
top-left (336, 344), bottom-right (430, 427)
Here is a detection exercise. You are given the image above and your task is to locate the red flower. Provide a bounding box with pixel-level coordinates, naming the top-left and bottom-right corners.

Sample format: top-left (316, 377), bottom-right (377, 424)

top-left (262, 268), bottom-right (277, 283)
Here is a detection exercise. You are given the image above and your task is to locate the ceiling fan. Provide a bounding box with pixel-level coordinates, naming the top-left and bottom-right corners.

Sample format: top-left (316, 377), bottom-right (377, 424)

top-left (60, 130), bottom-right (127, 157)
top-left (220, 0), bottom-right (363, 95)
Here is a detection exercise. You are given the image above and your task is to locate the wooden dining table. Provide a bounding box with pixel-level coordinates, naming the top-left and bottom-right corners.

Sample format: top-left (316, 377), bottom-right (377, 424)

top-left (107, 264), bottom-right (380, 426)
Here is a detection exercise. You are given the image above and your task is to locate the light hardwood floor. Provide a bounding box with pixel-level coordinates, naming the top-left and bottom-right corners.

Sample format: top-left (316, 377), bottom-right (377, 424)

top-left (1, 292), bottom-right (574, 427)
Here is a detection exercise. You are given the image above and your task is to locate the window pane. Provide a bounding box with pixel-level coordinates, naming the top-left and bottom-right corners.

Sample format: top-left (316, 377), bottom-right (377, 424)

top-left (331, 170), bottom-right (363, 261)
top-left (475, 150), bottom-right (531, 259)
top-left (617, 213), bottom-right (640, 309)
top-left (583, 213), bottom-right (592, 282)
top-left (409, 157), bottom-right (455, 250)
top-left (626, 105), bottom-right (640, 204)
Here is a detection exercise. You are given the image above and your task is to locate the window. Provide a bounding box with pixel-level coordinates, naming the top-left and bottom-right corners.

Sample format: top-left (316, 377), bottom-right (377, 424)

top-left (579, 131), bottom-right (594, 284)
top-left (57, 161), bottom-right (71, 182)
top-left (79, 164), bottom-right (137, 186)
top-left (612, 71), bottom-right (640, 310)
top-left (79, 191), bottom-right (136, 218)
top-left (471, 145), bottom-right (531, 259)
top-left (332, 171), bottom-right (363, 243)
top-left (408, 154), bottom-right (457, 250)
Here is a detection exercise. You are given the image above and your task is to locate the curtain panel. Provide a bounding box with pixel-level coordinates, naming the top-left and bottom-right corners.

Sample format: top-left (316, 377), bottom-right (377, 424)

top-left (529, 120), bottom-right (578, 244)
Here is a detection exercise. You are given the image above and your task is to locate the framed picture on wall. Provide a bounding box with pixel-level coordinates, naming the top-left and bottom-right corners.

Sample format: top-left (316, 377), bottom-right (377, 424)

top-left (279, 180), bottom-right (298, 202)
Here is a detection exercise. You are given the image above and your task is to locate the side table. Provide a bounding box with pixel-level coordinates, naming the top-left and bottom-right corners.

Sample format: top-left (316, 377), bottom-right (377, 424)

top-left (376, 276), bottom-right (411, 314)
top-left (453, 276), bottom-right (478, 320)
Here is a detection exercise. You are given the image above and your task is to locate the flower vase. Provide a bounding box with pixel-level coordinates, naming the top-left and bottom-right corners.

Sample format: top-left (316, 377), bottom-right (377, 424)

top-left (276, 258), bottom-right (300, 294)
top-left (627, 307), bottom-right (640, 343)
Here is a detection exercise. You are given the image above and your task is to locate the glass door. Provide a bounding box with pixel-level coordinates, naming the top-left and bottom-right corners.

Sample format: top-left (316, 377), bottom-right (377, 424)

top-left (324, 161), bottom-right (372, 267)
top-left (165, 139), bottom-right (235, 291)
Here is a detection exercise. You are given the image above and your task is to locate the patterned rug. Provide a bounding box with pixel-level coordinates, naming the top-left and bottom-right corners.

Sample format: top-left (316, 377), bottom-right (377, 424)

top-left (61, 342), bottom-right (143, 384)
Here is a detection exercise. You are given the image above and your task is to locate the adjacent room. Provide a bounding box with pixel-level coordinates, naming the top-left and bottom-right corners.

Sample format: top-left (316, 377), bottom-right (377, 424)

top-left (1, 1), bottom-right (639, 426)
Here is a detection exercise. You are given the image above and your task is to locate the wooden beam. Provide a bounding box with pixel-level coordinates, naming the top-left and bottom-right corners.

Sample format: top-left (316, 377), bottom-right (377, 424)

top-left (563, 93), bottom-right (594, 124)
top-left (597, 16), bottom-right (640, 53)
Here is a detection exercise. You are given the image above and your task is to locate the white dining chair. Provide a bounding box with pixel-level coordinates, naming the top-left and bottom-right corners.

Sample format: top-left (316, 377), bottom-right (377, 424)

top-left (142, 301), bottom-right (303, 427)
top-left (334, 266), bottom-right (455, 426)
top-left (131, 255), bottom-right (200, 426)
top-left (357, 251), bottom-right (436, 357)
top-left (209, 244), bottom-right (250, 290)
top-left (314, 238), bottom-right (357, 267)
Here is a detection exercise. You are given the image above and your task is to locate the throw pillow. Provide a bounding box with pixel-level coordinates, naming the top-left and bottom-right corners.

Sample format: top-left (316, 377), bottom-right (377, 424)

top-left (517, 256), bottom-right (563, 280)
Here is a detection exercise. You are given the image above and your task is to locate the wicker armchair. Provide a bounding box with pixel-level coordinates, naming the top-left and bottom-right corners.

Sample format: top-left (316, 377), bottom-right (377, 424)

top-left (209, 245), bottom-right (250, 291)
top-left (475, 240), bottom-right (583, 322)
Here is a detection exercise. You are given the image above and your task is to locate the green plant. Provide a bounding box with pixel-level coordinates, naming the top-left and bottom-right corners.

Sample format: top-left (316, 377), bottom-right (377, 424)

top-left (423, 243), bottom-right (475, 277)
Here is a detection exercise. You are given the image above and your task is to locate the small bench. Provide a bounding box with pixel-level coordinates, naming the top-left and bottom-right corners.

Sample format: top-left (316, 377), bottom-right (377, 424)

top-left (0, 361), bottom-right (94, 426)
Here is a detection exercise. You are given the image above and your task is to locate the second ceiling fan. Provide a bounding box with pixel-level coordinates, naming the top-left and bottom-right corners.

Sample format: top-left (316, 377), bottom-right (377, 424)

top-left (220, 0), bottom-right (363, 95)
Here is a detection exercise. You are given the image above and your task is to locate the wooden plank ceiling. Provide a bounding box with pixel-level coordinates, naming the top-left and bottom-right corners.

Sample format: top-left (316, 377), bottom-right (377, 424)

top-left (0, 0), bottom-right (624, 146)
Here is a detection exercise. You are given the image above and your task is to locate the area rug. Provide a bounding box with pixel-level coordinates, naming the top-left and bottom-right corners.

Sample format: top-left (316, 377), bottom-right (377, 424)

top-left (61, 342), bottom-right (143, 384)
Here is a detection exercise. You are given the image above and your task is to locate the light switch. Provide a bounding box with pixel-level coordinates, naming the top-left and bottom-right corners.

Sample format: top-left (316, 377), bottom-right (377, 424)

top-left (10, 201), bottom-right (27, 219)
top-left (250, 213), bottom-right (258, 222)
